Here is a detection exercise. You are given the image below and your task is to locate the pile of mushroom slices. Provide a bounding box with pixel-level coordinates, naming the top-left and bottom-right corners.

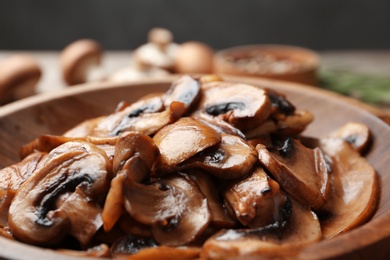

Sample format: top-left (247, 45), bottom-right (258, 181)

top-left (0, 75), bottom-right (379, 259)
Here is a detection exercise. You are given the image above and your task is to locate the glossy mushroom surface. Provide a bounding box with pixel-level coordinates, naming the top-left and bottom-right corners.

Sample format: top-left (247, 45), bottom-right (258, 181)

top-left (0, 75), bottom-right (381, 259)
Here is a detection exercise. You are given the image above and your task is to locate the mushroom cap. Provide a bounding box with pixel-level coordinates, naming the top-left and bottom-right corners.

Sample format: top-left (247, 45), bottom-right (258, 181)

top-left (60, 39), bottom-right (103, 86)
top-left (0, 54), bottom-right (41, 103)
top-left (148, 27), bottom-right (174, 49)
top-left (174, 41), bottom-right (215, 74)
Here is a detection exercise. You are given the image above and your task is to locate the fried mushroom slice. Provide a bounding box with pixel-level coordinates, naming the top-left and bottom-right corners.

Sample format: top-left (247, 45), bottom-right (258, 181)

top-left (257, 137), bottom-right (329, 210)
top-left (152, 117), bottom-right (221, 175)
top-left (95, 101), bottom-right (186, 137)
top-left (221, 166), bottom-right (290, 228)
top-left (201, 199), bottom-right (322, 259)
top-left (0, 152), bottom-right (47, 226)
top-left (123, 172), bottom-right (211, 246)
top-left (180, 134), bottom-right (257, 180)
top-left (318, 138), bottom-right (379, 239)
top-left (329, 122), bottom-right (371, 154)
top-left (102, 132), bottom-right (159, 232)
top-left (8, 141), bottom-right (112, 246)
top-left (193, 81), bottom-right (272, 131)
top-left (162, 75), bottom-right (201, 114)
top-left (181, 169), bottom-right (237, 228)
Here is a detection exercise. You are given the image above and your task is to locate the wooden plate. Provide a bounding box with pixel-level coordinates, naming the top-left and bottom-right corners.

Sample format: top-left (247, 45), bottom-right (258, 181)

top-left (0, 76), bottom-right (389, 259)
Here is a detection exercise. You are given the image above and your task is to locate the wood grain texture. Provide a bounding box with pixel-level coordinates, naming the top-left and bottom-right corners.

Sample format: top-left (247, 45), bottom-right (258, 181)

top-left (0, 75), bottom-right (389, 259)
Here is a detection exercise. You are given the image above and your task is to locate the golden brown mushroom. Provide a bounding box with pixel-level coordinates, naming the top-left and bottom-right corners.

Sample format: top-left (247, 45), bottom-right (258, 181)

top-left (152, 117), bottom-right (221, 175)
top-left (193, 81), bottom-right (272, 131)
top-left (221, 166), bottom-right (290, 228)
top-left (180, 134), bottom-right (258, 180)
top-left (318, 137), bottom-right (379, 239)
top-left (257, 137), bottom-right (329, 210)
top-left (8, 141), bottom-right (112, 246)
top-left (201, 199), bottom-right (322, 259)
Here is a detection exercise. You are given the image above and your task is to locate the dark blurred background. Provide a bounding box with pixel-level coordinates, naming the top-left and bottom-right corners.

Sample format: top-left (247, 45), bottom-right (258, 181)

top-left (0, 0), bottom-right (389, 51)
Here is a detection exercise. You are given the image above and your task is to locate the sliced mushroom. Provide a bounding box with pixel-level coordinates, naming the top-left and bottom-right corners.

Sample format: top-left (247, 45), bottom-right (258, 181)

top-left (329, 122), bottom-right (371, 154)
top-left (257, 137), bottom-right (329, 210)
top-left (201, 199), bottom-right (322, 259)
top-left (0, 152), bottom-right (47, 226)
top-left (63, 116), bottom-right (107, 137)
top-left (221, 166), bottom-right (290, 228)
top-left (244, 119), bottom-right (277, 139)
top-left (162, 75), bottom-right (201, 114)
top-left (60, 39), bottom-right (103, 85)
top-left (152, 117), bottom-right (221, 175)
top-left (118, 214), bottom-right (152, 238)
top-left (180, 134), bottom-right (257, 180)
top-left (19, 134), bottom-right (118, 163)
top-left (196, 113), bottom-right (246, 139)
top-left (19, 134), bottom-right (84, 159)
top-left (193, 81), bottom-right (272, 131)
top-left (123, 173), bottom-right (211, 246)
top-left (318, 137), bottom-right (379, 239)
top-left (8, 141), bottom-right (112, 246)
top-left (266, 88), bottom-right (296, 116)
top-left (102, 132), bottom-right (159, 232)
top-left (275, 110), bottom-right (314, 136)
top-left (181, 169), bottom-right (237, 228)
top-left (93, 101), bottom-right (185, 137)
top-left (0, 54), bottom-right (42, 103)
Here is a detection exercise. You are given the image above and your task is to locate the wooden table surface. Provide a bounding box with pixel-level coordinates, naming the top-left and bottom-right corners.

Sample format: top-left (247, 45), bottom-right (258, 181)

top-left (0, 50), bottom-right (390, 119)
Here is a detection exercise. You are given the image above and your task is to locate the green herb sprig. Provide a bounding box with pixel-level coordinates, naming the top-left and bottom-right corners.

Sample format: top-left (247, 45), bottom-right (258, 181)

top-left (318, 69), bottom-right (390, 106)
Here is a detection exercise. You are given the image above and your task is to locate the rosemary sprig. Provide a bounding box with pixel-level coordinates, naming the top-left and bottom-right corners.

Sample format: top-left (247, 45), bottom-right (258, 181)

top-left (318, 69), bottom-right (390, 106)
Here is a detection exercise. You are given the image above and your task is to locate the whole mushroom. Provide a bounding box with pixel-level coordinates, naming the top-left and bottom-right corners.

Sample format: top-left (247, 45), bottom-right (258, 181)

top-left (60, 39), bottom-right (103, 86)
top-left (0, 54), bottom-right (42, 103)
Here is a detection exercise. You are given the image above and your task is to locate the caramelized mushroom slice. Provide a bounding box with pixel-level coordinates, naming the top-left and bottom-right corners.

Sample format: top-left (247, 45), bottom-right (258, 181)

top-left (63, 116), bottom-right (107, 137)
top-left (193, 81), bottom-right (272, 131)
top-left (152, 117), bottom-right (221, 174)
top-left (257, 137), bottom-right (329, 210)
top-left (275, 110), bottom-right (314, 136)
top-left (0, 152), bottom-right (47, 226)
top-left (330, 122), bottom-right (371, 154)
top-left (196, 114), bottom-right (246, 139)
top-left (102, 132), bottom-right (159, 232)
top-left (162, 75), bottom-right (201, 113)
top-left (221, 166), bottom-right (290, 228)
top-left (318, 138), bottom-right (379, 239)
top-left (180, 134), bottom-right (257, 180)
top-left (8, 141), bottom-right (112, 246)
top-left (123, 173), bottom-right (211, 246)
top-left (201, 199), bottom-right (322, 259)
top-left (19, 134), bottom-right (84, 159)
top-left (94, 101), bottom-right (186, 137)
top-left (182, 169), bottom-right (237, 228)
